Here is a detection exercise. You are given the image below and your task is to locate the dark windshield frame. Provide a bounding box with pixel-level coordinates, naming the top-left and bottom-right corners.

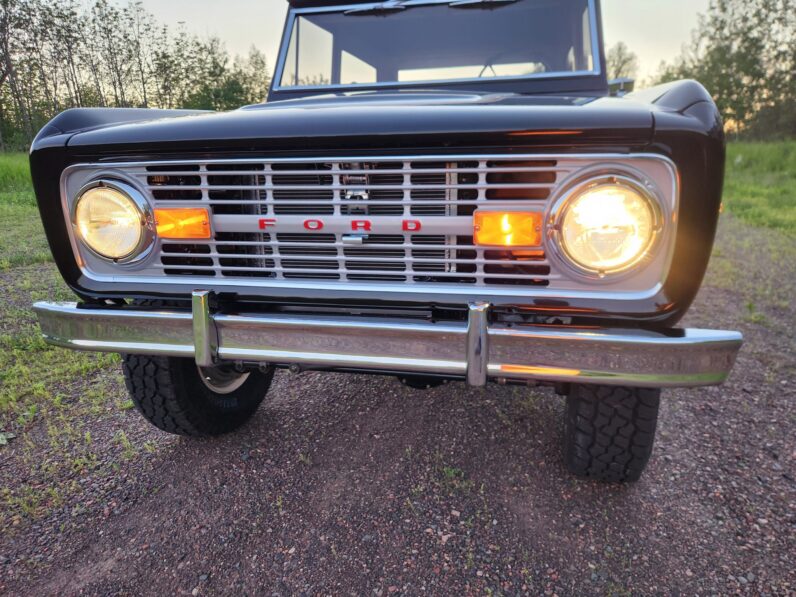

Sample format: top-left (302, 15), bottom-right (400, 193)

top-left (269, 0), bottom-right (607, 101)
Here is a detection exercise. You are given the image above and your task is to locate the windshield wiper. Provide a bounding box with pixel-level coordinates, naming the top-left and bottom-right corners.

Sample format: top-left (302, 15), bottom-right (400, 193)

top-left (449, 0), bottom-right (517, 8)
top-left (344, 1), bottom-right (407, 16)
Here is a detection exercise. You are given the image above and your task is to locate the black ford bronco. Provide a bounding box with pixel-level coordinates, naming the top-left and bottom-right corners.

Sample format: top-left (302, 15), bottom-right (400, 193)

top-left (30, 0), bottom-right (741, 482)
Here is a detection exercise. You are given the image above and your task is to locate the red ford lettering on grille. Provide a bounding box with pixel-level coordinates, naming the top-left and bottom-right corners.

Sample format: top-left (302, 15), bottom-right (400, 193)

top-left (257, 218), bottom-right (423, 232)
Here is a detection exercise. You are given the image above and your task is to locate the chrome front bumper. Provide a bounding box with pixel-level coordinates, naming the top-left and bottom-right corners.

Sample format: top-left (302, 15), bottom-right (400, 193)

top-left (33, 296), bottom-right (742, 388)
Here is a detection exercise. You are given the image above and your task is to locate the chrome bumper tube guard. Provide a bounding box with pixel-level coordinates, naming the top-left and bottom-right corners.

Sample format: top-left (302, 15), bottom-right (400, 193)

top-left (33, 293), bottom-right (742, 388)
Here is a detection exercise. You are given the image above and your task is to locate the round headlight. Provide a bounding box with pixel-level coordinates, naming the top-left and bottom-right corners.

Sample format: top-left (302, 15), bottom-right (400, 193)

top-left (556, 178), bottom-right (659, 275)
top-left (74, 183), bottom-right (146, 261)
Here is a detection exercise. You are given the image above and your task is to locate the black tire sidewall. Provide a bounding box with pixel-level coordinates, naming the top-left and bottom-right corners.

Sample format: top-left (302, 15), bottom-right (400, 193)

top-left (123, 354), bottom-right (274, 437)
top-left (168, 358), bottom-right (273, 435)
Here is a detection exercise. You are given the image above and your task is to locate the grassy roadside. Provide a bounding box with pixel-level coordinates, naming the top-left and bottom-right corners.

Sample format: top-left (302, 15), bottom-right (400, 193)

top-left (0, 153), bottom-right (131, 529)
top-left (0, 152), bottom-right (31, 191)
top-left (0, 154), bottom-right (52, 270)
top-left (725, 141), bottom-right (796, 235)
top-left (0, 154), bottom-right (120, 418)
top-left (712, 141), bottom-right (796, 322)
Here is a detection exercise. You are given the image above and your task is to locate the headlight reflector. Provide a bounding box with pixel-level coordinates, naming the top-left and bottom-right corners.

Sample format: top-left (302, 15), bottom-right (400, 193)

top-left (557, 179), bottom-right (659, 275)
top-left (74, 184), bottom-right (145, 260)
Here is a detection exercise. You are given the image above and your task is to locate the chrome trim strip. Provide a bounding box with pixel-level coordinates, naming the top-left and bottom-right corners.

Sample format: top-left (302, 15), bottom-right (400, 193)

top-left (70, 152), bottom-right (672, 168)
top-left (272, 0), bottom-right (603, 92)
top-left (466, 302), bottom-right (490, 386)
top-left (33, 302), bottom-right (743, 388)
top-left (192, 291), bottom-right (218, 367)
top-left (61, 275), bottom-right (666, 301)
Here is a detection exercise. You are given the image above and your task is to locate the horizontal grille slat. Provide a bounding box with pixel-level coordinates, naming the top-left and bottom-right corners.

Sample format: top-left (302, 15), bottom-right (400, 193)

top-left (152, 200), bottom-right (548, 207)
top-left (142, 166), bottom-right (570, 177)
top-left (135, 156), bottom-right (569, 287)
top-left (150, 263), bottom-right (554, 280)
top-left (158, 252), bottom-right (551, 266)
top-left (145, 183), bottom-right (557, 191)
top-left (160, 240), bottom-right (539, 251)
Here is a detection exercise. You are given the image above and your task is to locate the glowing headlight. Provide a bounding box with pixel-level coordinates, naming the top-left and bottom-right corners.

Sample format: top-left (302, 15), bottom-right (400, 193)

top-left (74, 183), bottom-right (146, 261)
top-left (556, 178), bottom-right (660, 275)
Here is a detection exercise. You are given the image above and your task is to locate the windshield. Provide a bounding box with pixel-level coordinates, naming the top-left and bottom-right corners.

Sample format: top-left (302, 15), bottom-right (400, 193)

top-left (277, 0), bottom-right (598, 90)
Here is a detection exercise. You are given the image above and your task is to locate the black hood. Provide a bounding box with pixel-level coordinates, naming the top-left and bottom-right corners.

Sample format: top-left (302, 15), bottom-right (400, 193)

top-left (38, 91), bottom-right (655, 156)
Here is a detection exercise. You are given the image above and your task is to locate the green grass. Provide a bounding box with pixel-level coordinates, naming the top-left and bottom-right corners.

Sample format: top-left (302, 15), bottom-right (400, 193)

top-left (0, 267), bottom-right (119, 414)
top-left (0, 153), bottom-right (119, 423)
top-left (0, 154), bottom-right (132, 527)
top-left (724, 141), bottom-right (796, 235)
top-left (0, 153), bottom-right (50, 270)
top-left (0, 203), bottom-right (53, 270)
top-left (0, 152), bottom-right (32, 197)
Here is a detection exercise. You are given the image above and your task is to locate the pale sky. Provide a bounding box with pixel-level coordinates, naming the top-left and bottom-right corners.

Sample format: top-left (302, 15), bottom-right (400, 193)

top-left (130, 0), bottom-right (710, 85)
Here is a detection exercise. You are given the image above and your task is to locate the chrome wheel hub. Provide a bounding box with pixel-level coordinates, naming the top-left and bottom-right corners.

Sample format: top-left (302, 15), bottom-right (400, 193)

top-left (198, 365), bottom-right (250, 395)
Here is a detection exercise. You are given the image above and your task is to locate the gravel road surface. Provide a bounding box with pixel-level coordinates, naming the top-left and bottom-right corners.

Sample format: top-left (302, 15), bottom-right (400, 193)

top-left (1, 216), bottom-right (794, 596)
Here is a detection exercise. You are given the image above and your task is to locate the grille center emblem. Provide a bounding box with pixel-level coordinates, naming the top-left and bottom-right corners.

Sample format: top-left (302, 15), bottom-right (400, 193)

top-left (342, 174), bottom-right (370, 214)
top-left (344, 189), bottom-right (370, 201)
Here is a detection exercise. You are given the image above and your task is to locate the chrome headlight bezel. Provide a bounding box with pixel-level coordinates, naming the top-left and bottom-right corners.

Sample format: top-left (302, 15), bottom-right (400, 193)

top-left (71, 179), bottom-right (157, 265)
top-left (546, 173), bottom-right (665, 282)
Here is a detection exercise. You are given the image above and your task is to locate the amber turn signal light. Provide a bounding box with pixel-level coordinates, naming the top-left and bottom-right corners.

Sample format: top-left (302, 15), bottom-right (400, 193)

top-left (154, 208), bottom-right (211, 239)
top-left (473, 211), bottom-right (542, 247)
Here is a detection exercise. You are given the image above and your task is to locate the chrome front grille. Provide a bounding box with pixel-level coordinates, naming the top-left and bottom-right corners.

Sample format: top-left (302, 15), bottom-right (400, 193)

top-left (141, 157), bottom-right (564, 286)
top-left (62, 154), bottom-right (678, 297)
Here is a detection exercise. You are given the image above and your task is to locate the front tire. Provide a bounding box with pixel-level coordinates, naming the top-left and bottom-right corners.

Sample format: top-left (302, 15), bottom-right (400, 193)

top-left (564, 384), bottom-right (661, 482)
top-left (122, 355), bottom-right (274, 437)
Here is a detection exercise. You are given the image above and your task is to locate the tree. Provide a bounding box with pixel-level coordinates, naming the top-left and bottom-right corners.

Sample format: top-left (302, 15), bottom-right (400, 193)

top-left (125, 1), bottom-right (156, 107)
top-left (654, 0), bottom-right (794, 138)
top-left (0, 0), bottom-right (35, 141)
top-left (606, 42), bottom-right (638, 81)
top-left (0, 0), bottom-right (272, 149)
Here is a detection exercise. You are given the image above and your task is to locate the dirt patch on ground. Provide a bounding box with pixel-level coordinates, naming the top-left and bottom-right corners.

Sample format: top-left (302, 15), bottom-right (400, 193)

top-left (1, 216), bottom-right (794, 595)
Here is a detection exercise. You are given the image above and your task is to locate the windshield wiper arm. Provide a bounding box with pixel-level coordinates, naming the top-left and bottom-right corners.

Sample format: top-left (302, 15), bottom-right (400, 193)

top-left (344, 1), bottom-right (407, 16)
top-left (449, 0), bottom-right (517, 8)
